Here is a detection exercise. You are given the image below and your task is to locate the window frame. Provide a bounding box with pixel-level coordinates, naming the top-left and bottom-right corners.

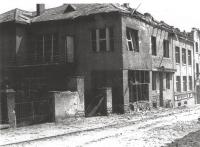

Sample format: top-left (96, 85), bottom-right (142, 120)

top-left (176, 76), bottom-right (181, 92)
top-left (151, 36), bottom-right (157, 56)
top-left (166, 73), bottom-right (170, 89)
top-left (91, 27), bottom-right (114, 52)
top-left (182, 48), bottom-right (186, 65)
top-left (183, 76), bottom-right (187, 91)
top-left (189, 76), bottom-right (192, 90)
top-left (152, 71), bottom-right (157, 90)
top-left (188, 50), bottom-right (192, 65)
top-left (163, 39), bottom-right (169, 58)
top-left (126, 27), bottom-right (139, 52)
top-left (175, 46), bottom-right (180, 63)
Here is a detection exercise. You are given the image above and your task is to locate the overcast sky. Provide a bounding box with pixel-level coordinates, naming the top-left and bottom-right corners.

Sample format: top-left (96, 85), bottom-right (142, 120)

top-left (0, 0), bottom-right (199, 32)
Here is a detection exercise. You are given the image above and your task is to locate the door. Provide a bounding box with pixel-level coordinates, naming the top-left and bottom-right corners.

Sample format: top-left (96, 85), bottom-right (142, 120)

top-left (65, 36), bottom-right (74, 63)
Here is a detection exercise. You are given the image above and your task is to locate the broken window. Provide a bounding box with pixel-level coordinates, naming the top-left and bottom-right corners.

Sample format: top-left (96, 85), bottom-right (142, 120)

top-left (182, 48), bottom-right (186, 64)
top-left (188, 50), bottom-right (192, 65)
top-left (163, 40), bottom-right (169, 58)
top-left (175, 46), bottom-right (180, 63)
top-left (36, 33), bottom-right (59, 63)
top-left (196, 42), bottom-right (198, 52)
top-left (183, 76), bottom-right (187, 91)
top-left (176, 76), bottom-right (181, 92)
top-left (129, 70), bottom-right (149, 102)
top-left (152, 71), bottom-right (157, 90)
top-left (151, 36), bottom-right (156, 56)
top-left (189, 76), bottom-right (192, 90)
top-left (91, 27), bottom-right (114, 52)
top-left (166, 73), bottom-right (170, 89)
top-left (126, 28), bottom-right (139, 52)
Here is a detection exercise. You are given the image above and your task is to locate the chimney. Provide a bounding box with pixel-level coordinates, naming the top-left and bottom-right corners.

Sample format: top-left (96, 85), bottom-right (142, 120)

top-left (36, 4), bottom-right (45, 16)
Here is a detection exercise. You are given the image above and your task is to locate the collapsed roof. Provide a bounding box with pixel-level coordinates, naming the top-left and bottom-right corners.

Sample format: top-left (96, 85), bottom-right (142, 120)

top-left (0, 3), bottom-right (193, 41)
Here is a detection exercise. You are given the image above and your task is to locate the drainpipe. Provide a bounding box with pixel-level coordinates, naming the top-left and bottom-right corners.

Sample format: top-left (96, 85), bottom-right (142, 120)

top-left (159, 66), bottom-right (164, 107)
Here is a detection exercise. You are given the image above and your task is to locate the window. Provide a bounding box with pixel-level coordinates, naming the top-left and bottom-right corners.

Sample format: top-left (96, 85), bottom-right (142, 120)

top-left (183, 76), bottom-right (187, 91)
top-left (126, 28), bottom-right (139, 52)
top-left (188, 50), bottom-right (192, 65)
top-left (128, 70), bottom-right (149, 102)
top-left (175, 46), bottom-right (180, 63)
top-left (196, 42), bottom-right (198, 52)
top-left (151, 36), bottom-right (156, 55)
top-left (166, 73), bottom-right (170, 89)
top-left (189, 76), bottom-right (192, 90)
top-left (182, 48), bottom-right (186, 64)
top-left (176, 76), bottom-right (181, 92)
top-left (163, 40), bottom-right (169, 58)
top-left (91, 27), bottom-right (114, 52)
top-left (152, 71), bottom-right (157, 90)
top-left (36, 33), bottom-right (59, 63)
top-left (196, 63), bottom-right (199, 76)
top-left (65, 36), bottom-right (74, 63)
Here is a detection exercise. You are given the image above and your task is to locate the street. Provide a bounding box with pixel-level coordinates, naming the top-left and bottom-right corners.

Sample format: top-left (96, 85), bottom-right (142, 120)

top-left (2, 105), bottom-right (200, 147)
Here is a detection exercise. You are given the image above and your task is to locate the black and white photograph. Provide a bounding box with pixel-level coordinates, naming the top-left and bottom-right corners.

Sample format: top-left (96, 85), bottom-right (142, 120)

top-left (1, 0), bottom-right (200, 146)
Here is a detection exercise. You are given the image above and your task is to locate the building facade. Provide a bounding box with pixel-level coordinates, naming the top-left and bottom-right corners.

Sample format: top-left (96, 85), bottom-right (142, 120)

top-left (0, 3), bottom-right (198, 125)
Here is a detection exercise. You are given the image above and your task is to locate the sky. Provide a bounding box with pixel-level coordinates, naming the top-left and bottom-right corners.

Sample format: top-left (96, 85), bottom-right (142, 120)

top-left (0, 0), bottom-right (199, 32)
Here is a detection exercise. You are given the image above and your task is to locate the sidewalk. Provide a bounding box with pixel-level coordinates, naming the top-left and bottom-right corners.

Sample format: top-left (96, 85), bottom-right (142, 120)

top-left (0, 105), bottom-right (199, 146)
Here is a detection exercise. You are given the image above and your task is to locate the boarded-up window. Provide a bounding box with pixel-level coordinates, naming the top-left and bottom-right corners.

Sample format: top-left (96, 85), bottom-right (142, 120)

top-left (175, 46), bottom-right (180, 63)
top-left (163, 40), bottom-right (169, 58)
top-left (151, 36), bottom-right (156, 55)
top-left (189, 76), bottom-right (192, 90)
top-left (183, 76), bottom-right (187, 91)
top-left (166, 73), bottom-right (170, 89)
top-left (188, 50), bottom-right (192, 65)
top-left (91, 27), bottom-right (114, 52)
top-left (182, 48), bottom-right (186, 64)
top-left (176, 76), bottom-right (181, 92)
top-left (65, 36), bottom-right (74, 63)
top-left (126, 28), bottom-right (139, 52)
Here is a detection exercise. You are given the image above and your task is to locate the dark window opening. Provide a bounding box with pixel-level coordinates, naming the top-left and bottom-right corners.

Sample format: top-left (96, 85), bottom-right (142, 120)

top-left (151, 36), bottom-right (157, 55)
top-left (175, 46), bottom-right (180, 63)
top-left (188, 50), bottom-right (192, 65)
top-left (152, 71), bottom-right (157, 90)
top-left (126, 28), bottom-right (139, 52)
top-left (196, 63), bottom-right (199, 76)
top-left (163, 40), bottom-right (169, 58)
top-left (189, 76), bottom-right (192, 90)
top-left (183, 76), bottom-right (187, 91)
top-left (176, 76), bottom-right (181, 92)
top-left (166, 73), bottom-right (170, 89)
top-left (178, 102), bottom-right (181, 107)
top-left (196, 42), bottom-right (198, 52)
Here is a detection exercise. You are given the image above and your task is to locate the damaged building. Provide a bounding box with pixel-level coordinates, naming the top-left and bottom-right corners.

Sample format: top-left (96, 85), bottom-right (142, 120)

top-left (0, 3), bottom-right (199, 127)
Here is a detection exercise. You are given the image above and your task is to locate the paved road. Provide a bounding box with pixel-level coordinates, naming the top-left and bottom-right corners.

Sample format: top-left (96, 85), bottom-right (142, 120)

top-left (3, 107), bottom-right (200, 147)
